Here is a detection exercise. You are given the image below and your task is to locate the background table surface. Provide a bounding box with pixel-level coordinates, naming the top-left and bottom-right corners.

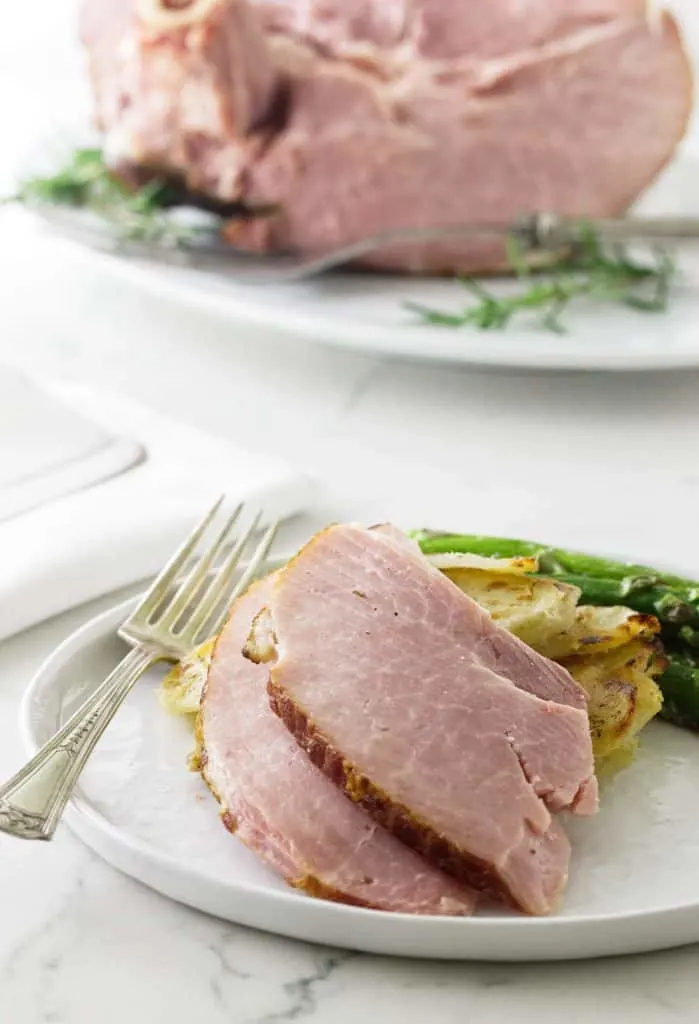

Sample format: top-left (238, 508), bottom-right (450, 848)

top-left (2, 3), bottom-right (699, 1021)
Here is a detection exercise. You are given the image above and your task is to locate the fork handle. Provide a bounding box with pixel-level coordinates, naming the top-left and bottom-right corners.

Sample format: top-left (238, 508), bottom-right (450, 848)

top-left (0, 647), bottom-right (156, 841)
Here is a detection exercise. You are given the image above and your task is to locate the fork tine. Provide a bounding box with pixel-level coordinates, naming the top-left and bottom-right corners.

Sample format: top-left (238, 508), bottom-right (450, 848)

top-left (158, 502), bottom-right (244, 630)
top-left (136, 495), bottom-right (225, 622)
top-left (201, 518), bottom-right (280, 641)
top-left (184, 510), bottom-right (262, 640)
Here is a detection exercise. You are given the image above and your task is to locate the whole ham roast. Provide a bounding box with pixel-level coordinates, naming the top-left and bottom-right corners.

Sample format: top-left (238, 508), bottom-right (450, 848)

top-left (81, 0), bottom-right (691, 272)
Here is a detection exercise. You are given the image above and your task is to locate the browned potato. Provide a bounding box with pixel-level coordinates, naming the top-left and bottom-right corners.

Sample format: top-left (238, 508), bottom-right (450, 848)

top-left (444, 568), bottom-right (580, 649)
top-left (427, 553), bottom-right (539, 575)
top-left (159, 638), bottom-right (215, 716)
top-left (537, 605), bottom-right (660, 661)
top-left (564, 641), bottom-right (665, 764)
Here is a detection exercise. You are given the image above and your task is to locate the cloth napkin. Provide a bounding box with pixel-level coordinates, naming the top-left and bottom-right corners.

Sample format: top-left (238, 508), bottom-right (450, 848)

top-left (0, 372), bottom-right (314, 641)
top-left (0, 369), bottom-right (145, 522)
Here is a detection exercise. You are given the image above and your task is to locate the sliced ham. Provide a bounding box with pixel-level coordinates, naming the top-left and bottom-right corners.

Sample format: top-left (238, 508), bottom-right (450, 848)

top-left (199, 575), bottom-right (476, 915)
top-left (81, 0), bottom-right (692, 272)
top-left (246, 525), bottom-right (598, 915)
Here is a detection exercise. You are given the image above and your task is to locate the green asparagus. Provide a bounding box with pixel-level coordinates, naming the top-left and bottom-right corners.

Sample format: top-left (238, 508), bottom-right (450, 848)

top-left (414, 531), bottom-right (699, 596)
top-left (659, 652), bottom-right (699, 730)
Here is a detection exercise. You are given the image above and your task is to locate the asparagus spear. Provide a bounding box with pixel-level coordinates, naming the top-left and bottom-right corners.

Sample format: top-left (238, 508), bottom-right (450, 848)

top-left (414, 532), bottom-right (543, 560)
top-left (659, 652), bottom-right (699, 730)
top-left (413, 531), bottom-right (699, 597)
top-left (414, 532), bottom-right (699, 626)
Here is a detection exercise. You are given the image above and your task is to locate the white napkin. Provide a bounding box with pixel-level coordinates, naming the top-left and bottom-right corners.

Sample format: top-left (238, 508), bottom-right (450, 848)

top-left (0, 379), bottom-right (314, 640)
top-left (0, 369), bottom-right (145, 522)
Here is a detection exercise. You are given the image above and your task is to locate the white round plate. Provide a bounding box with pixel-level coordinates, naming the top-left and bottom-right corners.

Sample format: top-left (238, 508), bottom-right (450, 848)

top-left (20, 585), bottom-right (699, 960)
top-left (80, 154), bottom-right (699, 371)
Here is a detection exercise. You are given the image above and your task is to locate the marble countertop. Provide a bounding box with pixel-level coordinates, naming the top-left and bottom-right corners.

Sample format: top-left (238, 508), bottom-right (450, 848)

top-left (4, 3), bottom-right (699, 1020)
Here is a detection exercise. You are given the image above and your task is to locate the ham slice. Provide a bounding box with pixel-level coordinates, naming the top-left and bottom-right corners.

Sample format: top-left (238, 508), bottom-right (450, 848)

top-left (246, 525), bottom-right (598, 915)
top-left (199, 575), bottom-right (476, 915)
top-left (81, 0), bottom-right (692, 272)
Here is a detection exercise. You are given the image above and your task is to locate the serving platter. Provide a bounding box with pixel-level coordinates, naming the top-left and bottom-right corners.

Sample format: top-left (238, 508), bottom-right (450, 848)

top-left (52, 152), bottom-right (699, 372)
top-left (21, 571), bottom-right (699, 961)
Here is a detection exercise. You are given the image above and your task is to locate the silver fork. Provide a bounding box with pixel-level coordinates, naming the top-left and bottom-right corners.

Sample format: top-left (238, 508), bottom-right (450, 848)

top-left (33, 205), bottom-right (699, 285)
top-left (0, 497), bottom-right (279, 841)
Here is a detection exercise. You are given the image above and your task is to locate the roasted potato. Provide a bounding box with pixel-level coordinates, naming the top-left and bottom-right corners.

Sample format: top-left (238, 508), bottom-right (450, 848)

top-left (159, 638), bottom-right (215, 716)
top-left (441, 561), bottom-right (664, 770)
top-left (427, 553), bottom-right (539, 575)
top-left (563, 641), bottom-right (665, 764)
top-left (444, 568), bottom-right (580, 648)
top-left (536, 605), bottom-right (660, 661)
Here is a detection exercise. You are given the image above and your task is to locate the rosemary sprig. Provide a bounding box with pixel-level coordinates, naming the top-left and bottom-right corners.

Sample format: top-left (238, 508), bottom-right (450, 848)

top-left (5, 148), bottom-right (197, 247)
top-left (406, 226), bottom-right (676, 334)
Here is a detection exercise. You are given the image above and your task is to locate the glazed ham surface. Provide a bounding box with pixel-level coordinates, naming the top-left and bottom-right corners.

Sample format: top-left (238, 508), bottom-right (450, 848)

top-left (81, 0), bottom-right (692, 272)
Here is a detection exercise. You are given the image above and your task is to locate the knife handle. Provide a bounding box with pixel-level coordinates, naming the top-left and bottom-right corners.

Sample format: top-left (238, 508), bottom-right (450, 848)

top-left (516, 213), bottom-right (699, 250)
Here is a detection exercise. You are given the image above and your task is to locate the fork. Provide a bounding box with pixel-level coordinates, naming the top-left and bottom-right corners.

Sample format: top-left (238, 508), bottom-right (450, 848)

top-left (34, 205), bottom-right (699, 285)
top-left (0, 497), bottom-right (279, 841)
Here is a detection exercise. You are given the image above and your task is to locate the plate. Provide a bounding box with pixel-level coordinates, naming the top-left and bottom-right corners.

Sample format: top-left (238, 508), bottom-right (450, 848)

top-left (20, 579), bottom-right (699, 960)
top-left (70, 154), bottom-right (699, 371)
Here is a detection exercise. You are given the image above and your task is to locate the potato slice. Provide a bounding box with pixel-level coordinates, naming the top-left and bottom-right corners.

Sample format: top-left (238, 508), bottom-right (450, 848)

top-left (427, 553), bottom-right (539, 575)
top-left (537, 605), bottom-right (660, 660)
top-left (596, 739), bottom-right (638, 777)
top-left (444, 568), bottom-right (580, 648)
top-left (564, 638), bottom-right (667, 678)
top-left (159, 638), bottom-right (215, 716)
top-left (565, 641), bottom-right (664, 761)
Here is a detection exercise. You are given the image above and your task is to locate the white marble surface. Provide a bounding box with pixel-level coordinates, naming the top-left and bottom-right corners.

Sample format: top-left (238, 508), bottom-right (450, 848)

top-left (4, 2), bottom-right (699, 1020)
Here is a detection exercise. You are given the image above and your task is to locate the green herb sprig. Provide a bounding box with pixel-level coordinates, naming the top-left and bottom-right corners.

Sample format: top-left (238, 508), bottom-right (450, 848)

top-left (5, 148), bottom-right (197, 247)
top-left (406, 226), bottom-right (675, 334)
